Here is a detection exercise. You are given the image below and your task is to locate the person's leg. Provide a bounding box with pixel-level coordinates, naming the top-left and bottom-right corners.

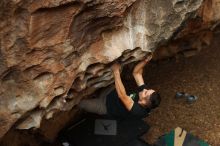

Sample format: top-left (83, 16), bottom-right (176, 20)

top-left (98, 84), bottom-right (115, 99)
top-left (79, 95), bottom-right (107, 115)
top-left (79, 84), bottom-right (115, 115)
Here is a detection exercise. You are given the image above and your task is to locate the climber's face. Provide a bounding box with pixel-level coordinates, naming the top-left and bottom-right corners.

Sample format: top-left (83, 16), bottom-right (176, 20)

top-left (138, 89), bottom-right (155, 107)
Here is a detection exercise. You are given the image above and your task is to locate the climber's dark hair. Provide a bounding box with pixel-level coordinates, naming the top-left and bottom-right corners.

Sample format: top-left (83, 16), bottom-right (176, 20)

top-left (149, 91), bottom-right (161, 109)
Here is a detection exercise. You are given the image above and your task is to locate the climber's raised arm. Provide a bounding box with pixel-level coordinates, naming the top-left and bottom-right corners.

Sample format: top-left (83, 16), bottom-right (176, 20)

top-left (111, 63), bottom-right (133, 111)
top-left (133, 54), bottom-right (152, 86)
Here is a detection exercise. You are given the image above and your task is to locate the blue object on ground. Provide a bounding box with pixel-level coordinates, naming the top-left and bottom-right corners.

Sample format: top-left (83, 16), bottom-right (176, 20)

top-left (175, 92), bottom-right (198, 103)
top-left (186, 95), bottom-right (198, 104)
top-left (175, 92), bottom-right (186, 99)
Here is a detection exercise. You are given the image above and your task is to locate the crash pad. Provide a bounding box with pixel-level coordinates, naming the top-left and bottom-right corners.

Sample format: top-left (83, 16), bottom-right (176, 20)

top-left (59, 115), bottom-right (150, 146)
top-left (154, 127), bottom-right (210, 146)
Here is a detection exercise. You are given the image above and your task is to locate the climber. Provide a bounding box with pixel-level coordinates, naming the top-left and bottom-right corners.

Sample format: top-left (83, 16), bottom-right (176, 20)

top-left (79, 54), bottom-right (161, 119)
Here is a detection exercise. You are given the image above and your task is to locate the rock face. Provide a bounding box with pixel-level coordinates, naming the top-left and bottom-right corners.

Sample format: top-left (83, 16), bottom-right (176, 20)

top-left (0, 0), bottom-right (219, 143)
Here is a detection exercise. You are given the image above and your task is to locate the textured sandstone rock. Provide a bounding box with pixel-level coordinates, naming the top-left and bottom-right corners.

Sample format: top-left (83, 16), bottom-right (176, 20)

top-left (1, 0), bottom-right (219, 143)
top-left (200, 0), bottom-right (220, 23)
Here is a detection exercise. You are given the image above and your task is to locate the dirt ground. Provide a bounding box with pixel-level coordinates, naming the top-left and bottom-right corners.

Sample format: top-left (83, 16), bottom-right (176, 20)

top-left (124, 33), bottom-right (220, 145)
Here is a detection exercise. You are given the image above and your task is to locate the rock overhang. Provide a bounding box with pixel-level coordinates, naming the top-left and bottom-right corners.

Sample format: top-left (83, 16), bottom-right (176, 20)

top-left (1, 0), bottom-right (220, 142)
